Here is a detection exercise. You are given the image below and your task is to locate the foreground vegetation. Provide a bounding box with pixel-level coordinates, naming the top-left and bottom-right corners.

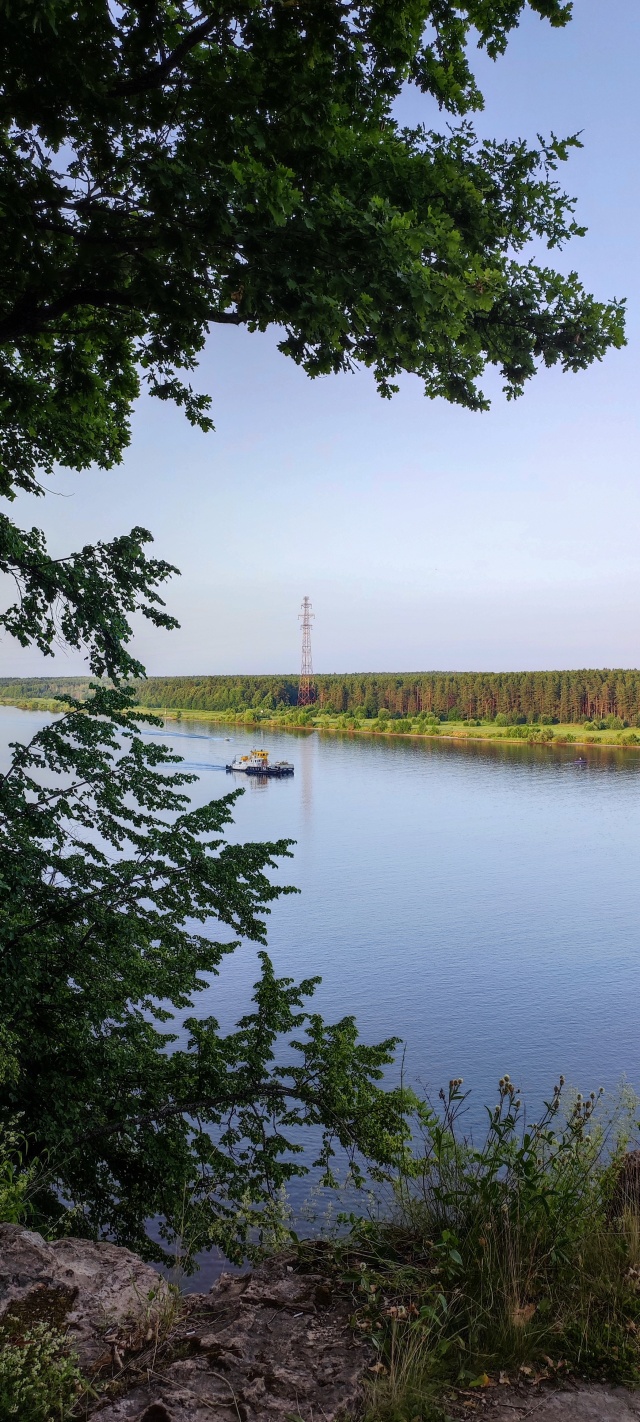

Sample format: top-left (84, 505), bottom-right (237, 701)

top-left (323, 1077), bottom-right (640, 1418)
top-left (2, 1074), bottom-right (640, 1420)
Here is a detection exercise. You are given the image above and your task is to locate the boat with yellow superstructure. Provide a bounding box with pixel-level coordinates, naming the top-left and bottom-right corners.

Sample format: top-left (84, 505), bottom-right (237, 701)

top-left (226, 749), bottom-right (294, 777)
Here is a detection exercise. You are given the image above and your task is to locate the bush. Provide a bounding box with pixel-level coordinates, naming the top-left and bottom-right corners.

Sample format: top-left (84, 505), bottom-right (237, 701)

top-left (0, 1324), bottom-right (85, 1422)
top-left (0, 1130), bottom-right (39, 1226)
top-left (340, 1076), bottom-right (640, 1409)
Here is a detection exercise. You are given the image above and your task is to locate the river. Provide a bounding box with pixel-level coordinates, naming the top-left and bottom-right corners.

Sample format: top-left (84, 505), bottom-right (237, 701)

top-left (3, 706), bottom-right (640, 1272)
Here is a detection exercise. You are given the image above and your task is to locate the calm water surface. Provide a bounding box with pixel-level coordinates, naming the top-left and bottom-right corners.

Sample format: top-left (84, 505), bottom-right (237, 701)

top-left (3, 707), bottom-right (640, 1268)
top-left (4, 705), bottom-right (639, 1099)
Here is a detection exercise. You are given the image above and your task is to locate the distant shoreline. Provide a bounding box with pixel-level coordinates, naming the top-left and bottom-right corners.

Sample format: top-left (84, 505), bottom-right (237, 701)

top-left (138, 706), bottom-right (640, 751)
top-left (2, 668), bottom-right (640, 730)
top-left (3, 696), bottom-right (640, 752)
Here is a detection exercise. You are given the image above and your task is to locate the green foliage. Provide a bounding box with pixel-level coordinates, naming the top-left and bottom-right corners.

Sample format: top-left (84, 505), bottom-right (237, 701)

top-left (0, 1), bottom-right (622, 492)
top-left (0, 1034), bottom-right (40, 1227)
top-left (0, 683), bottom-right (411, 1262)
top-left (0, 522), bottom-right (178, 681)
top-left (128, 669), bottom-right (640, 724)
top-left (0, 0), bottom-right (625, 671)
top-left (8, 668), bottom-right (640, 728)
top-left (0, 1323), bottom-right (84, 1422)
top-left (337, 1077), bottom-right (640, 1409)
top-left (0, 1128), bottom-right (38, 1226)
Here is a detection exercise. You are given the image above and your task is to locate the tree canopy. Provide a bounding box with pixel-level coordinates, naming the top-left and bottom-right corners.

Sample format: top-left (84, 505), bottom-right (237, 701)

top-left (127, 670), bottom-right (640, 725)
top-left (0, 1), bottom-right (626, 669)
top-left (6, 668), bottom-right (640, 726)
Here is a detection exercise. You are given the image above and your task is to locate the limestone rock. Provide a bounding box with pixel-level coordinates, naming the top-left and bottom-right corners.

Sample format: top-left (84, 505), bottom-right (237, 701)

top-left (456, 1382), bottom-right (640, 1421)
top-left (0, 1223), bottom-right (168, 1369)
top-left (94, 1257), bottom-right (370, 1422)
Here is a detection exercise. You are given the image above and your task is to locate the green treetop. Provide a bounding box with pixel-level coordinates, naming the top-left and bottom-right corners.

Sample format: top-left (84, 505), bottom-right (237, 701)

top-left (0, 2), bottom-right (625, 663)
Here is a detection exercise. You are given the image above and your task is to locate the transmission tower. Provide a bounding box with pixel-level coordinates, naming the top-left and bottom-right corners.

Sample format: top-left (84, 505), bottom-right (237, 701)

top-left (298, 596), bottom-right (316, 706)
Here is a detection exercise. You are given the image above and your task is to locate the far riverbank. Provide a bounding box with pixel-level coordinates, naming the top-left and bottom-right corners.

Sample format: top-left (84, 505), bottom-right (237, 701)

top-left (4, 694), bottom-right (640, 752)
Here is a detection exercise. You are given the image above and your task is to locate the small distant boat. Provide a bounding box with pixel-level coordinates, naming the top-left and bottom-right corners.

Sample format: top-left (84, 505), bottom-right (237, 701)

top-left (226, 749), bottom-right (294, 777)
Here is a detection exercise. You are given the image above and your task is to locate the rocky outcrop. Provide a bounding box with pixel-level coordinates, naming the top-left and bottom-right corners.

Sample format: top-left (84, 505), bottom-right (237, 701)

top-left (0, 1223), bottom-right (169, 1370)
top-left (0, 1227), bottom-right (371, 1422)
top-left (95, 1258), bottom-right (370, 1422)
top-left (5, 1226), bottom-right (640, 1422)
top-left (461, 1382), bottom-right (640, 1420)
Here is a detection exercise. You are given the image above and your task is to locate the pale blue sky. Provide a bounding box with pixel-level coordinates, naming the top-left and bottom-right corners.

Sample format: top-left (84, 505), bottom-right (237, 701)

top-left (2, 0), bottom-right (639, 677)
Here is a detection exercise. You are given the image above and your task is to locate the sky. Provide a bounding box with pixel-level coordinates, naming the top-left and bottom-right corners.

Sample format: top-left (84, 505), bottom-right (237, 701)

top-left (2, 0), bottom-right (639, 678)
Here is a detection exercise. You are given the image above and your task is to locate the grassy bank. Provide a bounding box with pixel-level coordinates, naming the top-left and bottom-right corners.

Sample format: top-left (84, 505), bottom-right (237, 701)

top-left (3, 695), bottom-right (640, 752)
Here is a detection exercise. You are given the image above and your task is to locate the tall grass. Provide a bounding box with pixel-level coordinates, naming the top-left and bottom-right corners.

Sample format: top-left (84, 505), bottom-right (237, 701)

top-left (338, 1077), bottom-right (640, 1419)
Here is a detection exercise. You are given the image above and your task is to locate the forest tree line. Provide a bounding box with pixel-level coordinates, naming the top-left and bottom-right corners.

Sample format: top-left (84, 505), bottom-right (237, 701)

top-left (4, 670), bottom-right (640, 723)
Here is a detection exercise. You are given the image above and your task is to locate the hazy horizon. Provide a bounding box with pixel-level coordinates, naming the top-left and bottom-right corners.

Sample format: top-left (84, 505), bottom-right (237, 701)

top-left (5, 663), bottom-right (640, 681)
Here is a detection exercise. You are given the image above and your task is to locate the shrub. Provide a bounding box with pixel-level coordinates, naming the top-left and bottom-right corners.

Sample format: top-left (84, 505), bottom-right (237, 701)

top-left (0, 1130), bottom-right (39, 1226)
top-left (0, 1324), bottom-right (85, 1422)
top-left (344, 1076), bottom-right (640, 1408)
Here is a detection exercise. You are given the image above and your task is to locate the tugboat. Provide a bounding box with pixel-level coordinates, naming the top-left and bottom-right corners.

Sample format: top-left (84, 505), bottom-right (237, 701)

top-left (226, 749), bottom-right (294, 777)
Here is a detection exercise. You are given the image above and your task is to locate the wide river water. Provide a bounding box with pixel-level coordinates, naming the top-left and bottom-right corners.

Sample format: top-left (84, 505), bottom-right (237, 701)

top-left (3, 707), bottom-right (640, 1272)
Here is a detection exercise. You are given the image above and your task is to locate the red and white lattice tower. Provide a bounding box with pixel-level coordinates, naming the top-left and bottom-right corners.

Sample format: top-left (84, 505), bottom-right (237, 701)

top-left (298, 596), bottom-right (316, 706)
